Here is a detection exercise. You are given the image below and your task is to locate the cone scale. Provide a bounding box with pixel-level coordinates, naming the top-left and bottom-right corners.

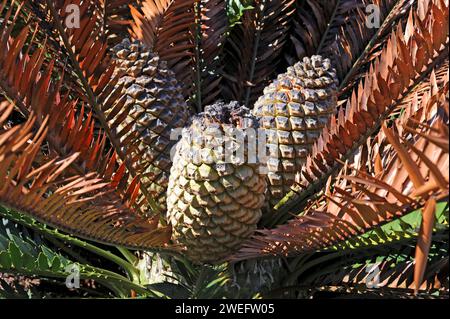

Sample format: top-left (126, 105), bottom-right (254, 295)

top-left (108, 39), bottom-right (191, 211)
top-left (167, 102), bottom-right (267, 264)
top-left (253, 55), bottom-right (338, 206)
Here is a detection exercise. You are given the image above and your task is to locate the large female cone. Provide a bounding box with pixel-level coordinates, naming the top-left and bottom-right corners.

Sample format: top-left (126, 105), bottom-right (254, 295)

top-left (107, 39), bottom-right (191, 210)
top-left (253, 55), bottom-right (338, 206)
top-left (167, 102), bottom-right (267, 264)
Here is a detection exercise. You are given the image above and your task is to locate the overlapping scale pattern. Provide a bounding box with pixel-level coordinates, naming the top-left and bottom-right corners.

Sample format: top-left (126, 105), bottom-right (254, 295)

top-left (253, 55), bottom-right (338, 206)
top-left (107, 39), bottom-right (191, 210)
top-left (167, 102), bottom-right (267, 264)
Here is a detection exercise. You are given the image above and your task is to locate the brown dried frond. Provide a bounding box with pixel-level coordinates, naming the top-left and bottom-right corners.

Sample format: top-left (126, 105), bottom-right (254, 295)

top-left (234, 71), bottom-right (449, 263)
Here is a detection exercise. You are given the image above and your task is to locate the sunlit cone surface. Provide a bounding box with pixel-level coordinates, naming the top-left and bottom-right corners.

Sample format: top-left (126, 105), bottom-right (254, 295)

top-left (253, 55), bottom-right (338, 206)
top-left (167, 102), bottom-right (267, 264)
top-left (108, 38), bottom-right (191, 210)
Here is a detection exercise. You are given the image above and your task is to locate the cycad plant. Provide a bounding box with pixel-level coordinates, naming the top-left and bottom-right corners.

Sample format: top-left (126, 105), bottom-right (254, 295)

top-left (0, 0), bottom-right (448, 299)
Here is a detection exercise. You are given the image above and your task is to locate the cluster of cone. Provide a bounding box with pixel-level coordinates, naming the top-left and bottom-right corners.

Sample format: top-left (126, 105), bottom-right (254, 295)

top-left (112, 39), bottom-right (338, 264)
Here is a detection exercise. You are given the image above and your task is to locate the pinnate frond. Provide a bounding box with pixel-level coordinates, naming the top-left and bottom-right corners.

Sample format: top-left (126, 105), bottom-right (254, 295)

top-left (0, 5), bottom-right (172, 249)
top-left (308, 231), bottom-right (448, 296)
top-left (0, 101), bottom-right (170, 249)
top-left (286, 0), bottom-right (411, 94)
top-left (34, 0), bottom-right (170, 215)
top-left (222, 0), bottom-right (296, 107)
top-left (234, 71), bottom-right (449, 264)
top-left (129, 0), bottom-right (198, 99)
top-left (130, 0), bottom-right (228, 110)
top-left (273, 0), bottom-right (449, 223)
top-left (196, 0), bottom-right (228, 107)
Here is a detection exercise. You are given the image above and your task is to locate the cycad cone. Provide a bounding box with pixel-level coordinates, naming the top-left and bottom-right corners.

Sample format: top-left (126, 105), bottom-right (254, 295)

top-left (107, 38), bottom-right (190, 210)
top-left (167, 102), bottom-right (267, 264)
top-left (253, 55), bottom-right (338, 206)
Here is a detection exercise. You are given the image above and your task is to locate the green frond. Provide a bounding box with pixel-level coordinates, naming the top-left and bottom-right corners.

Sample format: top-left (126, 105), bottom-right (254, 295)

top-left (328, 201), bottom-right (449, 251)
top-left (0, 212), bottom-right (152, 298)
